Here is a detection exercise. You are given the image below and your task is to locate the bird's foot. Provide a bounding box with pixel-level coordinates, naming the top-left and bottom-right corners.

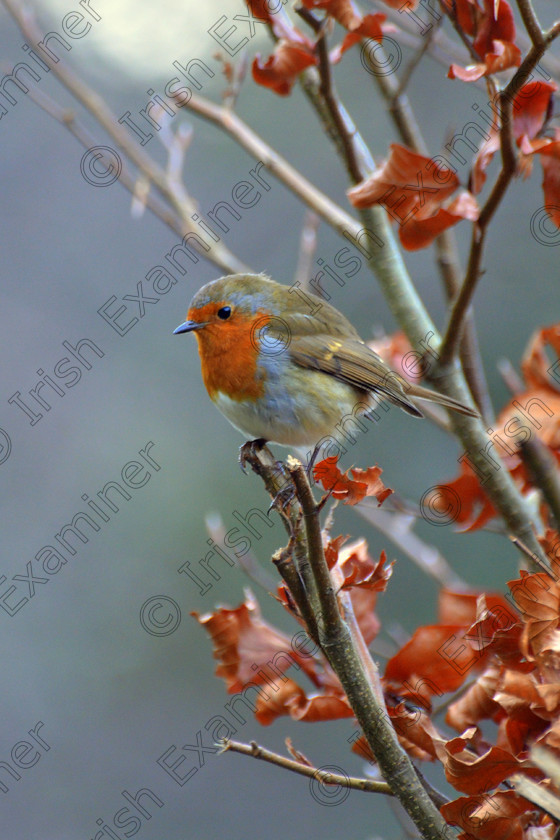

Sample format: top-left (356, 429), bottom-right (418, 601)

top-left (268, 483), bottom-right (296, 514)
top-left (239, 438), bottom-right (268, 473)
top-left (304, 442), bottom-right (322, 484)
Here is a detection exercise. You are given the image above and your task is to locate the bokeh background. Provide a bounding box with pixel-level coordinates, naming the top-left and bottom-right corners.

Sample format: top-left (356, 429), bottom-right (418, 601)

top-left (0, 1), bottom-right (558, 837)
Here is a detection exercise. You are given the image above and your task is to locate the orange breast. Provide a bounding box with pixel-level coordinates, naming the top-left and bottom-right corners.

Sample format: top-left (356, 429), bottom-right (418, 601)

top-left (192, 307), bottom-right (267, 402)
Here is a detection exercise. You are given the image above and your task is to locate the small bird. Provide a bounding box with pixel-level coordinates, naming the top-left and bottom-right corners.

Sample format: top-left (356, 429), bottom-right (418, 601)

top-left (174, 274), bottom-right (478, 451)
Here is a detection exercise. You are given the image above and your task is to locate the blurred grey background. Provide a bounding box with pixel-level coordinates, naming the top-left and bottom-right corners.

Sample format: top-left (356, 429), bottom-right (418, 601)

top-left (0, 0), bottom-right (558, 837)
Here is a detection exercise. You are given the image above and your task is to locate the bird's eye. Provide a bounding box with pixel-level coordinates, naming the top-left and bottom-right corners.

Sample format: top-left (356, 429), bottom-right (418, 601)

top-left (217, 306), bottom-right (232, 320)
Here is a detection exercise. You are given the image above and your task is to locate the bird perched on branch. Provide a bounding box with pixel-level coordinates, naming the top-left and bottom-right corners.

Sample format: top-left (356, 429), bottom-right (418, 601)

top-left (174, 273), bottom-right (478, 452)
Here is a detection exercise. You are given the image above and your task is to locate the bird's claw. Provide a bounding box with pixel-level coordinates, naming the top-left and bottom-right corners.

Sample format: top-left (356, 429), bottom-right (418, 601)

top-left (238, 438), bottom-right (267, 473)
top-left (268, 483), bottom-right (296, 514)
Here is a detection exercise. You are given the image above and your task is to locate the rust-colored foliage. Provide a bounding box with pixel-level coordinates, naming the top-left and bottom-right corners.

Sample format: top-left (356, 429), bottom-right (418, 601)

top-left (248, 0), bottom-right (559, 231)
top-left (347, 144), bottom-right (479, 250)
top-left (313, 456), bottom-right (393, 505)
top-left (196, 552), bottom-right (560, 838)
top-left (435, 324), bottom-right (560, 531)
top-left (195, 0), bottom-right (560, 835)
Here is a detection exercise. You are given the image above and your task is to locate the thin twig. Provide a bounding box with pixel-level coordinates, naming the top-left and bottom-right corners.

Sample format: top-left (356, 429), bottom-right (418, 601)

top-left (432, 675), bottom-right (480, 717)
top-left (223, 50), bottom-right (249, 110)
top-left (240, 445), bottom-right (322, 642)
top-left (181, 93), bottom-right (365, 238)
top-left (439, 30), bottom-right (560, 365)
top-left (364, 40), bottom-right (494, 422)
top-left (220, 739), bottom-right (393, 794)
top-left (289, 459), bottom-right (341, 634)
top-left (509, 536), bottom-right (550, 573)
top-left (293, 210), bottom-right (320, 292)
top-left (307, 8), bottom-right (364, 183)
top-left (392, 17), bottom-right (441, 101)
top-left (497, 358), bottom-right (525, 395)
top-left (440, 0), bottom-right (483, 64)
top-left (22, 86), bottom-right (186, 236)
top-left (2, 0), bottom-right (249, 274)
top-left (510, 773), bottom-right (560, 821)
top-left (205, 513), bottom-right (278, 593)
top-left (516, 0), bottom-right (545, 47)
top-left (355, 504), bottom-right (466, 588)
top-left (519, 438), bottom-right (560, 532)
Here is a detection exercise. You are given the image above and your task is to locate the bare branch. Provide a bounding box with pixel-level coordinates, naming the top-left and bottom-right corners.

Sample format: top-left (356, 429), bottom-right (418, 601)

top-left (1, 0), bottom-right (248, 275)
top-left (355, 503), bottom-right (466, 588)
top-left (220, 739), bottom-right (393, 794)
top-left (519, 438), bottom-right (560, 533)
top-left (516, 0), bottom-right (546, 47)
top-left (363, 39), bottom-right (494, 422)
top-left (293, 210), bottom-right (320, 290)
top-left (439, 24), bottom-right (560, 366)
top-left (181, 93), bottom-right (364, 237)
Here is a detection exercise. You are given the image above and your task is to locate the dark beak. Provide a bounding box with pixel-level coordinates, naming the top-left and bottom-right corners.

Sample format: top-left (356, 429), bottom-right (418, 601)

top-left (173, 320), bottom-right (207, 334)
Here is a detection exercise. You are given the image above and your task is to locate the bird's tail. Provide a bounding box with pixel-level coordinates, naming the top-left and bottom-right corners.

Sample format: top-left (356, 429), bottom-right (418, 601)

top-left (407, 384), bottom-right (480, 418)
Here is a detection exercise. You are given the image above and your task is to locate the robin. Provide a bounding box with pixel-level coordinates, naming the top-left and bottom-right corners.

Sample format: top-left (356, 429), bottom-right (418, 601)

top-left (174, 273), bottom-right (478, 453)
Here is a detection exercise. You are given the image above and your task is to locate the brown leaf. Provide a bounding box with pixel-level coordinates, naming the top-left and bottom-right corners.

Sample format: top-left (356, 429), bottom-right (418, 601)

top-left (436, 731), bottom-right (537, 794)
top-left (448, 39), bottom-right (521, 82)
top-left (348, 143), bottom-right (459, 215)
top-left (399, 190), bottom-right (479, 251)
top-left (446, 663), bottom-right (503, 732)
top-left (347, 144), bottom-right (476, 250)
top-left (254, 673), bottom-right (355, 724)
top-left (313, 456), bottom-right (392, 506)
top-left (388, 703), bottom-right (442, 760)
top-left (434, 459), bottom-right (497, 532)
top-left (441, 790), bottom-right (534, 840)
top-left (339, 543), bottom-right (394, 592)
top-left (324, 533), bottom-right (348, 570)
top-left (537, 136), bottom-right (560, 228)
top-left (439, 589), bottom-right (518, 630)
top-left (472, 81), bottom-right (557, 193)
top-left (385, 625), bottom-right (481, 696)
top-left (192, 591), bottom-right (319, 693)
top-left (331, 13), bottom-right (386, 62)
top-left (520, 323), bottom-right (560, 392)
top-left (347, 585), bottom-right (381, 646)
top-left (507, 573), bottom-right (560, 659)
top-left (252, 39), bottom-right (317, 96)
top-left (254, 677), bottom-right (308, 725)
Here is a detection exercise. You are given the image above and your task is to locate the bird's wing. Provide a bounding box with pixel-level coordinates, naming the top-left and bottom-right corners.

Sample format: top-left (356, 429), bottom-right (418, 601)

top-left (288, 335), bottom-right (423, 417)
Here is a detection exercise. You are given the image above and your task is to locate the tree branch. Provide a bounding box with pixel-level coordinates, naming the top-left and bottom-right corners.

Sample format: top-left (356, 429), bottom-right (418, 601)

top-left (519, 438), bottom-right (560, 533)
top-left (516, 0), bottom-right (545, 47)
top-left (363, 38), bottom-right (494, 422)
top-left (284, 462), bottom-right (453, 840)
top-left (181, 93), bottom-right (365, 238)
top-left (439, 32), bottom-right (560, 366)
top-left (1, 0), bottom-right (249, 275)
top-left (220, 739), bottom-right (393, 795)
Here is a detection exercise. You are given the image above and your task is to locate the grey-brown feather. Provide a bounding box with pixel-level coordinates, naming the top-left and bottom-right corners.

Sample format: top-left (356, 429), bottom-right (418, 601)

top-left (286, 334), bottom-right (424, 418)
